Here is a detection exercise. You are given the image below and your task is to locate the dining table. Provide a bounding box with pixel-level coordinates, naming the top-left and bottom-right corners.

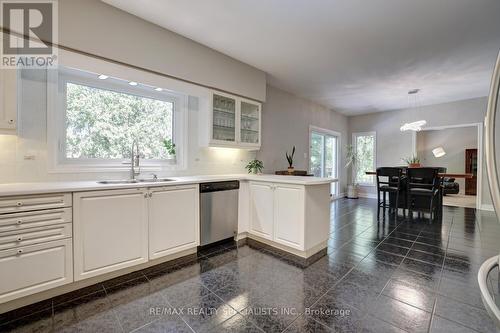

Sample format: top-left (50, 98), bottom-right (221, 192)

top-left (365, 169), bottom-right (473, 220)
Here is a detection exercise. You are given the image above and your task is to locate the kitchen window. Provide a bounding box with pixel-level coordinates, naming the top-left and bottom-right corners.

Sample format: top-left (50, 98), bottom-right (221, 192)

top-left (48, 66), bottom-right (187, 172)
top-left (353, 132), bottom-right (376, 185)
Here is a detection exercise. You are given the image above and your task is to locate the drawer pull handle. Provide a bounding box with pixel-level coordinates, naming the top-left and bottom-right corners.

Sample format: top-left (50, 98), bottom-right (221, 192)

top-left (16, 237), bottom-right (22, 242)
top-left (17, 249), bottom-right (23, 254)
top-left (16, 202), bottom-right (23, 207)
top-left (17, 220), bottom-right (22, 224)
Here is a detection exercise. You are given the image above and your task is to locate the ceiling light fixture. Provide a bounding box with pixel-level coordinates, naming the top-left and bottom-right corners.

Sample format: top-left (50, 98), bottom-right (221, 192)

top-left (155, 87), bottom-right (163, 91)
top-left (400, 89), bottom-right (427, 131)
top-left (400, 120), bottom-right (427, 132)
top-left (98, 74), bottom-right (108, 80)
top-left (432, 147), bottom-right (446, 158)
top-left (128, 81), bottom-right (138, 86)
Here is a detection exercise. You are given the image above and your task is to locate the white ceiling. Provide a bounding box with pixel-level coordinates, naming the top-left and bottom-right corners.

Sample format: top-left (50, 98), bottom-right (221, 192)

top-left (103, 0), bottom-right (500, 115)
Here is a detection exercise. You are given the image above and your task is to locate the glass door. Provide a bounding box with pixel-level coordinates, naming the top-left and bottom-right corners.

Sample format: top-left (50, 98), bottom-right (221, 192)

top-left (212, 93), bottom-right (236, 142)
top-left (310, 129), bottom-right (339, 197)
top-left (240, 100), bottom-right (260, 145)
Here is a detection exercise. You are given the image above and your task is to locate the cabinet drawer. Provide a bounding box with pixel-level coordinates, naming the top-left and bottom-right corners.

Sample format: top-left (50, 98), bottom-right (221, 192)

top-left (0, 223), bottom-right (72, 251)
top-left (0, 238), bottom-right (73, 304)
top-left (0, 193), bottom-right (72, 214)
top-left (0, 208), bottom-right (72, 233)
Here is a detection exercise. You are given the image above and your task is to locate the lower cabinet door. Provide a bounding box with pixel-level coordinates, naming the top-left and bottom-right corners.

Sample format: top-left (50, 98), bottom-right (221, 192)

top-left (73, 189), bottom-right (148, 281)
top-left (249, 182), bottom-right (274, 240)
top-left (148, 185), bottom-right (199, 260)
top-left (274, 184), bottom-right (305, 250)
top-left (0, 239), bottom-right (73, 303)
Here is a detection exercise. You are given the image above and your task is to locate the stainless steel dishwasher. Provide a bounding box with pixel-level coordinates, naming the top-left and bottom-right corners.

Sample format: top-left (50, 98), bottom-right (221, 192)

top-left (199, 181), bottom-right (239, 246)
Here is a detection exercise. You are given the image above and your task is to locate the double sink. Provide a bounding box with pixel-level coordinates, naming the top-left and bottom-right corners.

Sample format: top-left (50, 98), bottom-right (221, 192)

top-left (97, 178), bottom-right (174, 184)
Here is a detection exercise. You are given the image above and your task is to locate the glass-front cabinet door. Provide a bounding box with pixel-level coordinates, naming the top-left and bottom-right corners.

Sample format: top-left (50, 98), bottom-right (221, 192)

top-left (239, 99), bottom-right (261, 146)
top-left (210, 91), bottom-right (261, 149)
top-left (212, 93), bottom-right (236, 143)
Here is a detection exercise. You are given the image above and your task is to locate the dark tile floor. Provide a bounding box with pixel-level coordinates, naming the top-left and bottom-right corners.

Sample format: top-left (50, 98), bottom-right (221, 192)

top-left (1, 198), bottom-right (500, 332)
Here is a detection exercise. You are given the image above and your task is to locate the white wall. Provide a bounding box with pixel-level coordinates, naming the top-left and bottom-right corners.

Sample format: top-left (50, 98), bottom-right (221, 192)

top-left (348, 97), bottom-right (491, 206)
top-left (257, 85), bottom-right (349, 194)
top-left (0, 69), bottom-right (255, 183)
top-left (416, 127), bottom-right (477, 194)
top-left (56, 0), bottom-right (266, 102)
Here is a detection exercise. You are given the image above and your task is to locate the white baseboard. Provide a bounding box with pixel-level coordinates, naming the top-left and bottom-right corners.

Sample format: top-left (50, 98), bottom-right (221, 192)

top-left (480, 204), bottom-right (495, 212)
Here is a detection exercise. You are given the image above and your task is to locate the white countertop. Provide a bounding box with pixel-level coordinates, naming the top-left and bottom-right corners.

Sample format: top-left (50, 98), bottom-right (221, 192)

top-left (0, 174), bottom-right (337, 197)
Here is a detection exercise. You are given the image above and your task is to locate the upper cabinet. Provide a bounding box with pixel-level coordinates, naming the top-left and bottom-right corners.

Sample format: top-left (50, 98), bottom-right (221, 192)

top-left (0, 33), bottom-right (19, 134)
top-left (205, 91), bottom-right (261, 150)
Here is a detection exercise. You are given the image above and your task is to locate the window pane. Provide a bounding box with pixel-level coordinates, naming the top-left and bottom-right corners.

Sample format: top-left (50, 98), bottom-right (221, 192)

top-left (65, 82), bottom-right (173, 160)
top-left (355, 135), bottom-right (375, 184)
top-left (325, 136), bottom-right (336, 178)
top-left (310, 132), bottom-right (324, 177)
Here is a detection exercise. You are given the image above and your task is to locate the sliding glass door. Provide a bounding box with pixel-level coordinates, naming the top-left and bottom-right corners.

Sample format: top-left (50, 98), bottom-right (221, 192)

top-left (310, 127), bottom-right (340, 197)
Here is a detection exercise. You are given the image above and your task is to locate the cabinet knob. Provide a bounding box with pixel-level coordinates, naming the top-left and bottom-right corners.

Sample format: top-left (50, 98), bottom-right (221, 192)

top-left (16, 202), bottom-right (23, 207)
top-left (149, 192), bottom-right (153, 198)
top-left (144, 193), bottom-right (148, 198)
top-left (17, 249), bottom-right (23, 254)
top-left (16, 220), bottom-right (22, 224)
top-left (16, 237), bottom-right (22, 242)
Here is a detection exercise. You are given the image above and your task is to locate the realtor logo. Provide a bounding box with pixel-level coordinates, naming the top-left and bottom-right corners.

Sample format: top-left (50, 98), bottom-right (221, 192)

top-left (1, 0), bottom-right (57, 68)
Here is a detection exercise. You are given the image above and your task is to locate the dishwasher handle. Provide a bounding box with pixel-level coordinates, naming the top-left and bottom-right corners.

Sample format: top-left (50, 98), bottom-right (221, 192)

top-left (200, 181), bottom-right (240, 193)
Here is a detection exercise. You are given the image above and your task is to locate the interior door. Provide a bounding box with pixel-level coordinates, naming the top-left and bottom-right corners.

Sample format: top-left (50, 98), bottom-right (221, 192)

top-left (310, 129), bottom-right (339, 197)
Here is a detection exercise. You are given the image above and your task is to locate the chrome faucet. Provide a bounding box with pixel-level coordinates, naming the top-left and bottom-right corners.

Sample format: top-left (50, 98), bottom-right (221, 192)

top-left (130, 141), bottom-right (141, 180)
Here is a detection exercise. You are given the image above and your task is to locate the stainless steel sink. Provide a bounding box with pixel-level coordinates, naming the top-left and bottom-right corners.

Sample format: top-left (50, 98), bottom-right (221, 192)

top-left (97, 179), bottom-right (139, 184)
top-left (137, 178), bottom-right (175, 183)
top-left (97, 178), bottom-right (175, 184)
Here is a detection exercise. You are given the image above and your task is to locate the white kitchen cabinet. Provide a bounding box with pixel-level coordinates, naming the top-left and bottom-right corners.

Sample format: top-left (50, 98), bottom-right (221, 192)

top-left (274, 184), bottom-right (305, 249)
top-left (248, 181), bottom-right (328, 254)
top-left (204, 91), bottom-right (261, 150)
top-left (249, 182), bottom-right (274, 240)
top-left (0, 239), bottom-right (73, 303)
top-left (0, 33), bottom-right (18, 134)
top-left (73, 189), bottom-right (149, 281)
top-left (148, 185), bottom-right (199, 260)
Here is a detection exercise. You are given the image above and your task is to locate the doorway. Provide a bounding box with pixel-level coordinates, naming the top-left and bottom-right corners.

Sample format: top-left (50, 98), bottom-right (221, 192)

top-left (412, 123), bottom-right (483, 209)
top-left (309, 126), bottom-right (340, 198)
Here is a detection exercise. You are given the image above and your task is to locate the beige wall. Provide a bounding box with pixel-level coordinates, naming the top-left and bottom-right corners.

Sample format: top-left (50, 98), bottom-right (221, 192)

top-left (348, 97), bottom-right (491, 207)
top-left (257, 85), bottom-right (349, 194)
top-left (57, 0), bottom-right (266, 101)
top-left (417, 127), bottom-right (478, 194)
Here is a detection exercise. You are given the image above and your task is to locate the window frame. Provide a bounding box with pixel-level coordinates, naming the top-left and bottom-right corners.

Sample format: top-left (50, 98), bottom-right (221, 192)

top-left (47, 66), bottom-right (188, 173)
top-left (352, 131), bottom-right (377, 186)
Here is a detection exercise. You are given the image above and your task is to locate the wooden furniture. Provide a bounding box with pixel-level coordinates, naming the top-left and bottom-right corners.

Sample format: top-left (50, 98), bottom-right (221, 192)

top-left (365, 171), bottom-right (473, 178)
top-left (376, 167), bottom-right (404, 218)
top-left (465, 148), bottom-right (478, 195)
top-left (275, 170), bottom-right (311, 176)
top-left (406, 168), bottom-right (440, 222)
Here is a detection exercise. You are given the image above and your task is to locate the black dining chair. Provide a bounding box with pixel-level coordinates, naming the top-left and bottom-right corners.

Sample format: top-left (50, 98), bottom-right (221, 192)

top-left (376, 167), bottom-right (404, 218)
top-left (406, 167), bottom-right (440, 222)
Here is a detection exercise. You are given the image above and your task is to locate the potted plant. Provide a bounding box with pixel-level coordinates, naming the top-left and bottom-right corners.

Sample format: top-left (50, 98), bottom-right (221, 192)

top-left (245, 159), bottom-right (264, 174)
top-left (162, 138), bottom-right (176, 162)
top-left (285, 146), bottom-right (296, 174)
top-left (404, 155), bottom-right (421, 168)
top-left (345, 144), bottom-right (359, 199)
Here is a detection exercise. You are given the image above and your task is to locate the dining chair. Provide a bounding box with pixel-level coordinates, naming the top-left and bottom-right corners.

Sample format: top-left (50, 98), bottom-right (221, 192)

top-left (406, 167), bottom-right (440, 222)
top-left (376, 167), bottom-right (404, 219)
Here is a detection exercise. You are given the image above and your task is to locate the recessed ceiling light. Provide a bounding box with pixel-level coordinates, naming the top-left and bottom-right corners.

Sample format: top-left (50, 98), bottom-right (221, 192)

top-left (155, 87), bottom-right (163, 92)
top-left (128, 81), bottom-right (138, 86)
top-left (98, 74), bottom-right (108, 80)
